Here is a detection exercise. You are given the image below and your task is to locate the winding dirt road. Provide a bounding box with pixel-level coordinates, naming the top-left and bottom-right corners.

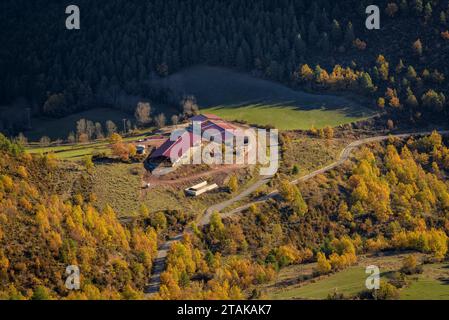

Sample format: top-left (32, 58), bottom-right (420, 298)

top-left (145, 130), bottom-right (448, 295)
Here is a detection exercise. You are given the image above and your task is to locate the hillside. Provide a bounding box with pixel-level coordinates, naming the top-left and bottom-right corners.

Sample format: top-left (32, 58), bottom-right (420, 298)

top-left (1, 0), bottom-right (449, 303)
top-left (158, 131), bottom-right (449, 300)
top-left (0, 134), bottom-right (158, 299)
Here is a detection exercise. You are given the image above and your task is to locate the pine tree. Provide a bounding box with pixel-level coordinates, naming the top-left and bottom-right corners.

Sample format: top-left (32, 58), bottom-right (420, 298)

top-left (360, 72), bottom-right (375, 93)
top-left (424, 2), bottom-right (433, 22)
top-left (412, 39), bottom-right (423, 56)
top-left (318, 33), bottom-right (330, 53)
top-left (413, 0), bottom-right (424, 16)
top-left (331, 20), bottom-right (342, 43)
top-left (405, 87), bottom-right (419, 108)
top-left (308, 21), bottom-right (319, 45)
top-left (440, 11), bottom-right (447, 25)
top-left (400, 0), bottom-right (409, 14)
top-left (396, 59), bottom-right (405, 74)
top-left (344, 22), bottom-right (355, 47)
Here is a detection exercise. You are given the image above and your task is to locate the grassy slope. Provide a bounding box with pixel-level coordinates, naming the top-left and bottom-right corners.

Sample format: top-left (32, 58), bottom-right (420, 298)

top-left (401, 263), bottom-right (449, 300)
top-left (90, 162), bottom-right (253, 218)
top-left (25, 130), bottom-right (153, 161)
top-left (267, 254), bottom-right (449, 300)
top-left (271, 266), bottom-right (367, 300)
top-left (91, 162), bottom-right (144, 216)
top-left (282, 137), bottom-right (349, 177)
top-left (165, 66), bottom-right (375, 130)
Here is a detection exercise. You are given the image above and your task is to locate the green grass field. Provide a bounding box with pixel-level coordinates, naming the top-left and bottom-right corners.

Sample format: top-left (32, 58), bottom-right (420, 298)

top-left (270, 266), bottom-right (367, 300)
top-left (401, 263), bottom-right (449, 300)
top-left (26, 143), bottom-right (111, 161)
top-left (25, 130), bottom-right (153, 161)
top-left (267, 254), bottom-right (449, 300)
top-left (401, 277), bottom-right (449, 300)
top-left (165, 66), bottom-right (376, 130)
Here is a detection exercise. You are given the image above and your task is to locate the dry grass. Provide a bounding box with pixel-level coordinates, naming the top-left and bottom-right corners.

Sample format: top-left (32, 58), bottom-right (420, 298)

top-left (281, 136), bottom-right (350, 177)
top-left (90, 161), bottom-right (256, 218)
top-left (91, 162), bottom-right (144, 216)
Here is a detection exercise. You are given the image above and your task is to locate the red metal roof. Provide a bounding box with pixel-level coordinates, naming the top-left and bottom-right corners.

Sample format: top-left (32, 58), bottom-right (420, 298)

top-left (150, 114), bottom-right (240, 161)
top-left (191, 114), bottom-right (223, 122)
top-left (150, 131), bottom-right (200, 160)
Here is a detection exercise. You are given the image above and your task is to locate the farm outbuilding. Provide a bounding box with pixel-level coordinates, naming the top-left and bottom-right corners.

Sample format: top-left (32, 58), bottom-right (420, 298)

top-left (185, 181), bottom-right (218, 197)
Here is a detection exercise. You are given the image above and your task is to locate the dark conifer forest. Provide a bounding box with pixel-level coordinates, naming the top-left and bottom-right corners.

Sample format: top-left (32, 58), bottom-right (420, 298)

top-left (1, 0), bottom-right (449, 132)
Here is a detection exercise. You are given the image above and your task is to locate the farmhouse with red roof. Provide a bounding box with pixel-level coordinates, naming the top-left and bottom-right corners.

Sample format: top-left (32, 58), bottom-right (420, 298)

top-left (148, 114), bottom-right (241, 171)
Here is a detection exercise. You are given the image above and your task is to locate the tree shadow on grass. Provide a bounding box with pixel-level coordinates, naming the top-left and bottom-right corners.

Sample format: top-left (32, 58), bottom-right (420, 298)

top-left (207, 99), bottom-right (375, 120)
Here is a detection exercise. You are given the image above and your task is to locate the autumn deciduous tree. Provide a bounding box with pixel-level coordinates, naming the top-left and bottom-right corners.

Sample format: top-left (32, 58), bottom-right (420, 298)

top-left (412, 39), bottom-right (423, 56)
top-left (376, 55), bottom-right (389, 81)
top-left (353, 38), bottom-right (367, 51)
top-left (371, 282), bottom-right (400, 300)
top-left (31, 286), bottom-right (53, 300)
top-left (110, 133), bottom-right (123, 144)
top-left (111, 141), bottom-right (136, 161)
top-left (150, 212), bottom-right (168, 231)
top-left (279, 179), bottom-right (308, 216)
top-left (171, 115), bottom-right (180, 126)
top-left (299, 64), bottom-right (314, 82)
top-left (106, 120), bottom-right (118, 137)
top-left (405, 87), bottom-right (419, 108)
top-left (323, 126), bottom-right (334, 139)
top-left (315, 252), bottom-right (331, 275)
top-left (134, 102), bottom-right (151, 126)
top-left (84, 155), bottom-right (94, 172)
top-left (385, 3), bottom-right (399, 17)
top-left (421, 89), bottom-right (446, 111)
top-left (385, 88), bottom-right (401, 108)
top-left (441, 30), bottom-right (449, 40)
top-left (39, 136), bottom-right (51, 147)
top-left (181, 96), bottom-right (199, 116)
top-left (228, 175), bottom-right (238, 193)
top-left (400, 255), bottom-right (422, 275)
top-left (155, 113), bottom-right (166, 128)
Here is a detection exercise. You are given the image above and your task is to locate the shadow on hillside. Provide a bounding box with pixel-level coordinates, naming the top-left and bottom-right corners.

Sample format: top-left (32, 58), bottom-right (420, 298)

top-left (208, 99), bottom-right (374, 119)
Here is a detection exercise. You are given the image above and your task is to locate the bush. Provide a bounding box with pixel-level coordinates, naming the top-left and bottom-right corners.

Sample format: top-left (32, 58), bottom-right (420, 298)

top-left (358, 281), bottom-right (400, 300)
top-left (388, 271), bottom-right (408, 289)
top-left (400, 255), bottom-right (423, 275)
top-left (375, 282), bottom-right (400, 300)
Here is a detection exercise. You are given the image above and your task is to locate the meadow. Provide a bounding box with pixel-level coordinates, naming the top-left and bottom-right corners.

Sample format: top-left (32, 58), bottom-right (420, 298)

top-left (90, 162), bottom-right (256, 218)
top-left (165, 66), bottom-right (376, 130)
top-left (267, 253), bottom-right (449, 300)
top-left (25, 129), bottom-right (154, 161)
top-left (400, 263), bottom-right (449, 300)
